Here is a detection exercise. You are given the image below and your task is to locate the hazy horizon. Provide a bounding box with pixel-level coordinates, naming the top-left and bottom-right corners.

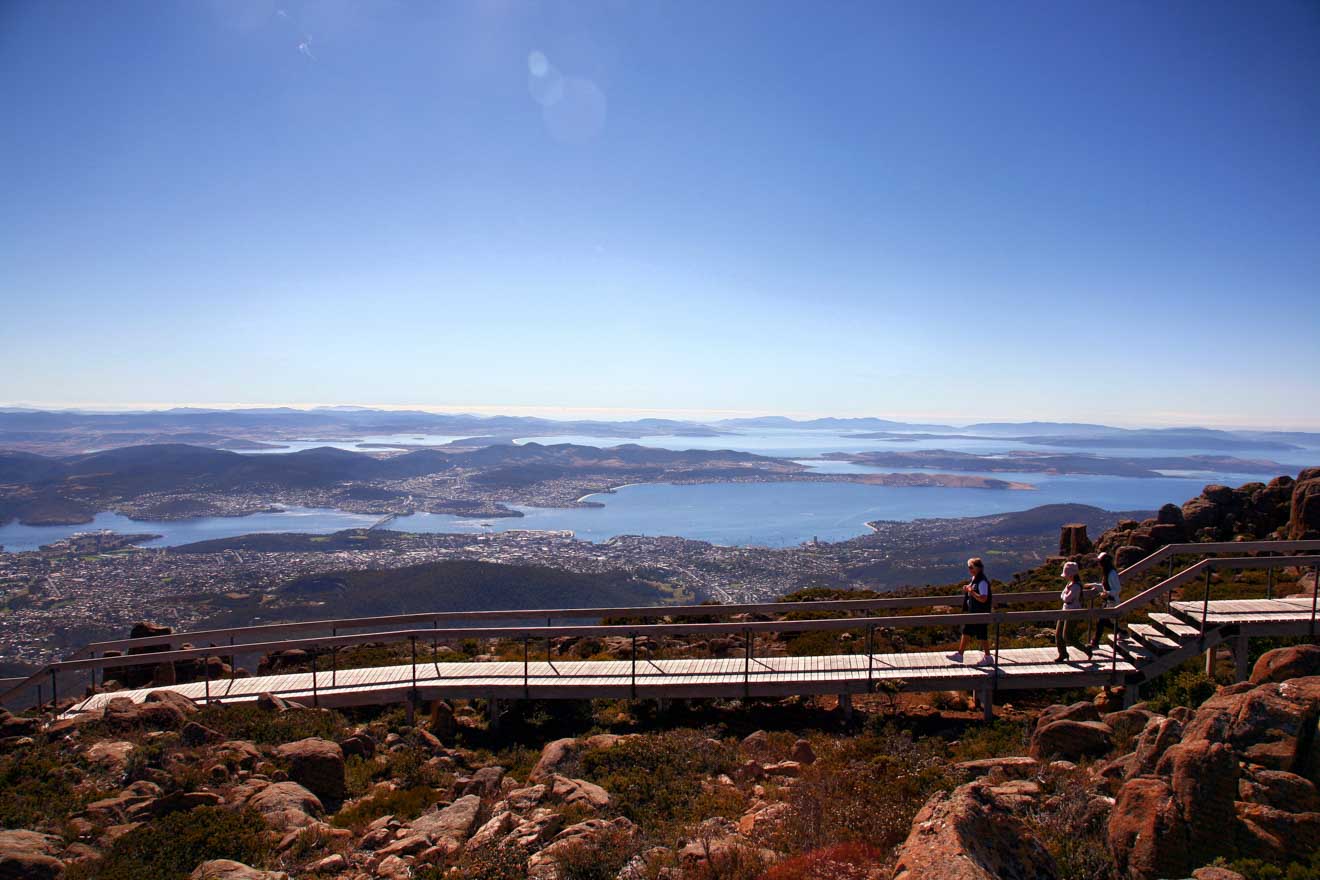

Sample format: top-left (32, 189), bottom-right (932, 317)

top-left (3, 399), bottom-right (1319, 433)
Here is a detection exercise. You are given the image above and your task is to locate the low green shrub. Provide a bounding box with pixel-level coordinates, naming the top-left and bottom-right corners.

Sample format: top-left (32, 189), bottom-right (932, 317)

top-left (1143, 664), bottom-right (1217, 714)
top-left (951, 719), bottom-right (1029, 761)
top-left (67, 807), bottom-right (271, 880)
top-left (331, 784), bottom-right (444, 830)
top-left (580, 729), bottom-right (738, 832)
top-left (0, 741), bottom-right (101, 828)
top-left (191, 703), bottom-right (347, 745)
top-left (549, 825), bottom-right (641, 880)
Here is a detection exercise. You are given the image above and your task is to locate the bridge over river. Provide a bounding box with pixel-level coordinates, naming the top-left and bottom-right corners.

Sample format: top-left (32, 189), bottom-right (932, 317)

top-left (4, 540), bottom-right (1319, 722)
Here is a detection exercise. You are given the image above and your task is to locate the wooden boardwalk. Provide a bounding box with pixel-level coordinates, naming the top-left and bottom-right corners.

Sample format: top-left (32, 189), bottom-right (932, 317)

top-left (16, 540), bottom-right (1311, 720)
top-left (70, 644), bottom-right (1138, 711)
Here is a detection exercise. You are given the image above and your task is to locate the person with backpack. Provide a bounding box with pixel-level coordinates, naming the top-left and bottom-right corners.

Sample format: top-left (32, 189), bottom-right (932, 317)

top-left (1084, 552), bottom-right (1122, 658)
top-left (949, 557), bottom-right (993, 665)
top-left (1056, 560), bottom-right (1084, 661)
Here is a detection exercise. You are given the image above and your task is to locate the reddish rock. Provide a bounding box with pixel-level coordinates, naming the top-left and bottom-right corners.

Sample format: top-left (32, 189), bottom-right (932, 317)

top-left (892, 782), bottom-right (1057, 880)
top-left (1156, 740), bottom-right (1239, 859)
top-left (1289, 475), bottom-right (1320, 540)
top-left (1250, 645), bottom-right (1320, 685)
top-left (1108, 776), bottom-right (1190, 880)
top-left (1239, 769), bottom-right (1320, 812)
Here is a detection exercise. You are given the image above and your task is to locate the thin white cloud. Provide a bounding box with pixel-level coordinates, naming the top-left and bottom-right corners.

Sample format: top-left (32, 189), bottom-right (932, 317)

top-left (297, 35), bottom-right (315, 59)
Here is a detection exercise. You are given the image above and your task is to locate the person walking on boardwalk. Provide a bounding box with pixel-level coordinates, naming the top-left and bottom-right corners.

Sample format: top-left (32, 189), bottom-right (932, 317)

top-left (1056, 560), bottom-right (1084, 661)
top-left (1084, 552), bottom-right (1122, 658)
top-left (949, 557), bottom-right (993, 665)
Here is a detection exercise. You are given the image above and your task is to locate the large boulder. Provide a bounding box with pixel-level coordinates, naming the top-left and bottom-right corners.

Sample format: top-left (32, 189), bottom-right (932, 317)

top-left (0, 709), bottom-right (39, 739)
top-left (528, 737), bottom-right (583, 782)
top-left (892, 782), bottom-right (1057, 880)
top-left (1108, 776), bottom-right (1190, 880)
top-left (189, 860), bottom-right (288, 880)
top-left (406, 794), bottom-right (483, 846)
top-left (273, 738), bottom-right (345, 803)
top-left (1029, 719), bottom-right (1113, 761)
top-left (246, 781), bottom-right (324, 832)
top-left (1250, 645), bottom-right (1320, 685)
top-left (0, 830), bottom-right (65, 880)
top-left (1156, 739), bottom-right (1239, 858)
top-left (1289, 475), bottom-right (1320, 540)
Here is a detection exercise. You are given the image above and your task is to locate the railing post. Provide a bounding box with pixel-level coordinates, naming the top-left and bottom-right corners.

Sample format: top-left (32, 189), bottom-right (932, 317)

top-left (866, 625), bottom-right (874, 691)
top-left (1199, 566), bottom-right (1212, 649)
top-left (1311, 565), bottom-right (1319, 640)
top-left (744, 628), bottom-right (751, 699)
top-left (410, 636), bottom-right (417, 693)
top-left (204, 651), bottom-right (211, 704)
top-left (311, 651), bottom-right (319, 707)
top-left (630, 634), bottom-right (637, 699)
top-left (331, 626), bottom-right (337, 688)
top-left (523, 637), bottom-right (530, 699)
top-left (1267, 567), bottom-right (1274, 600)
top-left (49, 669), bottom-right (57, 709)
top-left (993, 615), bottom-right (1001, 681)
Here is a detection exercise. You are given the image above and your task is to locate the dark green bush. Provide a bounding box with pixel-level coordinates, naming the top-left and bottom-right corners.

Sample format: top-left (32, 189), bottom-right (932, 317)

top-left (69, 807), bottom-right (271, 880)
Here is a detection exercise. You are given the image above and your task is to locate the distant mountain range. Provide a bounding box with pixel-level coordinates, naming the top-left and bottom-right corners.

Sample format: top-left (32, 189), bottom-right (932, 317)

top-left (0, 406), bottom-right (1315, 456)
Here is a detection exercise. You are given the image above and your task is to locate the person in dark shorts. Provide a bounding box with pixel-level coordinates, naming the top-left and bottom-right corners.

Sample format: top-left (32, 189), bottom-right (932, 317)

top-left (949, 557), bottom-right (993, 665)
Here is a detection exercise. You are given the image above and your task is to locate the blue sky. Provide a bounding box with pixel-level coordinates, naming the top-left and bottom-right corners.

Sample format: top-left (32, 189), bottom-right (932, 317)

top-left (2, 1), bottom-right (1318, 428)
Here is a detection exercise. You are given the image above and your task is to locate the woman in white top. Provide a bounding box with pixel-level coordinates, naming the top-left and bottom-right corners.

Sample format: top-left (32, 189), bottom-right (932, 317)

top-left (1084, 552), bottom-right (1122, 658)
top-left (1056, 560), bottom-right (1084, 662)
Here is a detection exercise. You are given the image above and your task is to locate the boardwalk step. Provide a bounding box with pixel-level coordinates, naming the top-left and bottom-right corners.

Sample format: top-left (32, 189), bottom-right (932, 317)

top-left (1128, 624), bottom-right (1182, 654)
top-left (1165, 604), bottom-right (1206, 628)
top-left (1106, 634), bottom-right (1155, 666)
top-left (1147, 613), bottom-right (1200, 640)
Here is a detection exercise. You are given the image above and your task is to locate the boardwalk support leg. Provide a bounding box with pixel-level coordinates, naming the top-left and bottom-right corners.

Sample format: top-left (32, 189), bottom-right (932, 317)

top-left (838, 692), bottom-right (853, 721)
top-left (487, 698), bottom-right (501, 731)
top-left (1233, 634), bottom-right (1250, 683)
top-left (979, 687), bottom-right (993, 722)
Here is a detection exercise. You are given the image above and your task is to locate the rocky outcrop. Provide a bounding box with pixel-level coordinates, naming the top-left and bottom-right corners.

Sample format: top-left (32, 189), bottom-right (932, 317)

top-left (892, 782), bottom-right (1057, 880)
top-left (1096, 470), bottom-right (1316, 558)
top-left (1104, 656), bottom-right (1320, 878)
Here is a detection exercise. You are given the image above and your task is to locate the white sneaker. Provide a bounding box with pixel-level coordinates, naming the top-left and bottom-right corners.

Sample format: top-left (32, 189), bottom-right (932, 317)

top-left (947, 652), bottom-right (964, 663)
top-left (976, 653), bottom-right (994, 666)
